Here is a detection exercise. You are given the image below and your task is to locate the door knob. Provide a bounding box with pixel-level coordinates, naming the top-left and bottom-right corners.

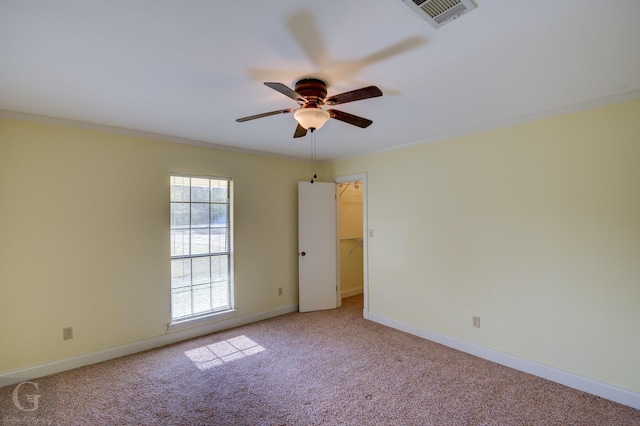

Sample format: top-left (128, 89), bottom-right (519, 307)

top-left (301, 251), bottom-right (306, 256)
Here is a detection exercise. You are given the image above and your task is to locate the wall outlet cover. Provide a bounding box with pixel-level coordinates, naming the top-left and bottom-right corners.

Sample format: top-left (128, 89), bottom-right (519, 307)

top-left (63, 327), bottom-right (73, 340)
top-left (473, 316), bottom-right (480, 328)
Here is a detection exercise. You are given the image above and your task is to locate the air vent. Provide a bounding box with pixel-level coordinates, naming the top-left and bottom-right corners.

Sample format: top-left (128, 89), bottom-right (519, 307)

top-left (403, 0), bottom-right (477, 29)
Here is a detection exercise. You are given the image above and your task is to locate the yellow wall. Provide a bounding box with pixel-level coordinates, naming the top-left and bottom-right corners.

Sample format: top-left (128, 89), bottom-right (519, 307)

top-left (0, 118), bottom-right (314, 373)
top-left (328, 99), bottom-right (640, 392)
top-left (2, 99), bottom-right (639, 395)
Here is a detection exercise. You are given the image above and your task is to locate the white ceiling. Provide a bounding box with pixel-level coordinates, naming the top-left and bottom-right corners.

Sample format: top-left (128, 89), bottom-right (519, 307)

top-left (2, 1), bottom-right (640, 160)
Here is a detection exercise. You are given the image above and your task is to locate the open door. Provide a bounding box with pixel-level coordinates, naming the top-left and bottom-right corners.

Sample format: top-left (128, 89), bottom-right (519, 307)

top-left (336, 173), bottom-right (369, 318)
top-left (298, 181), bottom-right (337, 312)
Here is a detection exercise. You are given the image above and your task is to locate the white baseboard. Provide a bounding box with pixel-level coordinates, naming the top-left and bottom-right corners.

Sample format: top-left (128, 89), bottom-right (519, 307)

top-left (368, 312), bottom-right (640, 410)
top-left (4, 304), bottom-right (638, 410)
top-left (341, 288), bottom-right (363, 298)
top-left (0, 304), bottom-right (298, 388)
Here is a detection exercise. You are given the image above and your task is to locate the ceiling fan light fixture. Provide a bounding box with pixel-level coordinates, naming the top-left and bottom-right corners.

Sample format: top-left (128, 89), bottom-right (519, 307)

top-left (294, 107), bottom-right (330, 130)
top-left (236, 79), bottom-right (381, 138)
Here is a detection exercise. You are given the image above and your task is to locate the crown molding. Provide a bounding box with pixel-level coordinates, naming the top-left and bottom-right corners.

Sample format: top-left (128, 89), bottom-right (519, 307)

top-left (0, 109), bottom-right (308, 163)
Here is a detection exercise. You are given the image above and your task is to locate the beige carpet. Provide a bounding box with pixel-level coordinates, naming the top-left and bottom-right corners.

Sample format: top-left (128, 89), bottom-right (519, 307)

top-left (1, 295), bottom-right (638, 425)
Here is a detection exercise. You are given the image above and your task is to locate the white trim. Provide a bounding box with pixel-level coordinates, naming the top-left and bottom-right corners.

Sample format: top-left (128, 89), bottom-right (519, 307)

top-left (167, 309), bottom-right (237, 332)
top-left (328, 90), bottom-right (640, 162)
top-left (335, 173), bottom-right (369, 318)
top-left (368, 312), bottom-right (640, 410)
top-left (0, 304), bottom-right (298, 388)
top-left (0, 109), bottom-right (306, 162)
top-left (4, 91), bottom-right (640, 165)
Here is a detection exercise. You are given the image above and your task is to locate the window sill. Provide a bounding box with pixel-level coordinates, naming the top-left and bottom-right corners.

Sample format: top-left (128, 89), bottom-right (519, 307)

top-left (167, 309), bottom-right (237, 333)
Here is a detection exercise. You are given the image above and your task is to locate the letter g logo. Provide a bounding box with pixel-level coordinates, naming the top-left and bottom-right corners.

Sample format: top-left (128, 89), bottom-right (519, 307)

top-left (12, 381), bottom-right (41, 412)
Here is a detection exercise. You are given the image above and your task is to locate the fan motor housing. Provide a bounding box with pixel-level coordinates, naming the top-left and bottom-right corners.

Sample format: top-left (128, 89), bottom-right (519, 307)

top-left (294, 78), bottom-right (327, 104)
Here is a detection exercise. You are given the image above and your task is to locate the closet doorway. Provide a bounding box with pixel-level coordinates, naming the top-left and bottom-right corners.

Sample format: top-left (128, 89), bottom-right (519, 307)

top-left (335, 173), bottom-right (369, 318)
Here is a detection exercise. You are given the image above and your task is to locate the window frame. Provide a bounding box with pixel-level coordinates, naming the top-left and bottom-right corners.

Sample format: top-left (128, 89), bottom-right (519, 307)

top-left (168, 174), bottom-right (235, 331)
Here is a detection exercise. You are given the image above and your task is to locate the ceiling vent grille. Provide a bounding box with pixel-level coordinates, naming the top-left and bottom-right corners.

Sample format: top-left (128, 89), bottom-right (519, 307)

top-left (403, 0), bottom-right (477, 29)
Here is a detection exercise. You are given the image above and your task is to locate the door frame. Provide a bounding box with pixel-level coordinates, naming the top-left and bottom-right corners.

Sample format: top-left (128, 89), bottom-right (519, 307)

top-left (335, 173), bottom-right (369, 319)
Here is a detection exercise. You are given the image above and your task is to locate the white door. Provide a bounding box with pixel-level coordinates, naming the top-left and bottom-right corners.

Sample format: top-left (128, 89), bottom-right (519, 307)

top-left (298, 181), bottom-right (337, 312)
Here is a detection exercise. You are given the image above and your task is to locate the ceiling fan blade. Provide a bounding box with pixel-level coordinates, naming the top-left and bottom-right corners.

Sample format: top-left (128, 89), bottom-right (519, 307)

top-left (285, 11), bottom-right (331, 69)
top-left (324, 86), bottom-right (382, 105)
top-left (327, 109), bottom-right (373, 128)
top-left (293, 123), bottom-right (308, 138)
top-left (357, 36), bottom-right (426, 68)
top-left (264, 82), bottom-right (305, 103)
top-left (236, 108), bottom-right (294, 122)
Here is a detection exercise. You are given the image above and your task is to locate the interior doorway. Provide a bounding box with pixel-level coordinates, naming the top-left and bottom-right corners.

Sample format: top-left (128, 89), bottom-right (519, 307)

top-left (335, 173), bottom-right (368, 318)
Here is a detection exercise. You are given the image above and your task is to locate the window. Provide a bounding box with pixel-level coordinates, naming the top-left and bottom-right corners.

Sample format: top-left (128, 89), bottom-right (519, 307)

top-left (170, 175), bottom-right (232, 322)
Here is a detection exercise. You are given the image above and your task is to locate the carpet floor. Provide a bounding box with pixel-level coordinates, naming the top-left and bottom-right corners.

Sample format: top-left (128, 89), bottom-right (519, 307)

top-left (1, 295), bottom-right (639, 425)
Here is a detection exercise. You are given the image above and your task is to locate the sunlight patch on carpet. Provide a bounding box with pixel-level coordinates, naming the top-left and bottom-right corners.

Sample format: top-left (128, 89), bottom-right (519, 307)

top-left (184, 335), bottom-right (266, 370)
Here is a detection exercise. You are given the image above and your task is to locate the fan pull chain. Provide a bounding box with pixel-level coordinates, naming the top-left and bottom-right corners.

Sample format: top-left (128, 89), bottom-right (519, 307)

top-left (310, 129), bottom-right (318, 183)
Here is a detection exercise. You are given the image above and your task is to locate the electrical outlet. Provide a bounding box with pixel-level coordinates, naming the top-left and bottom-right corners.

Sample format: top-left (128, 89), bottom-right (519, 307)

top-left (369, 229), bottom-right (374, 238)
top-left (63, 327), bottom-right (73, 340)
top-left (472, 316), bottom-right (480, 328)
top-left (278, 287), bottom-right (283, 296)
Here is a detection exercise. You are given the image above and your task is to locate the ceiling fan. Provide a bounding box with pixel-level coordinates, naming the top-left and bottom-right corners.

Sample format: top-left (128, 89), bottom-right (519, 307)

top-left (236, 78), bottom-right (383, 138)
